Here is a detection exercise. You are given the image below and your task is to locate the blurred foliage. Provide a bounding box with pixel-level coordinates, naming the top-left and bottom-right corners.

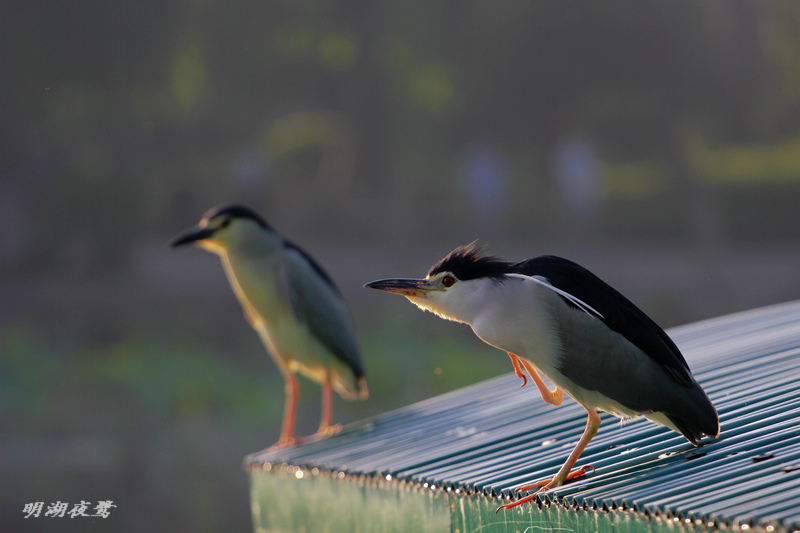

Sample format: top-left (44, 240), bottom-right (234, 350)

top-left (0, 318), bottom-right (509, 438)
top-left (6, 1), bottom-right (800, 274)
top-left (601, 161), bottom-right (665, 199)
top-left (0, 323), bottom-right (272, 429)
top-left (690, 134), bottom-right (800, 184)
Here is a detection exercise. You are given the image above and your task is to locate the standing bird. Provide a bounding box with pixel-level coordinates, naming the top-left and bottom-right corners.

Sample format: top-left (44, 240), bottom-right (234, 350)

top-left (365, 243), bottom-right (718, 509)
top-left (171, 205), bottom-right (368, 448)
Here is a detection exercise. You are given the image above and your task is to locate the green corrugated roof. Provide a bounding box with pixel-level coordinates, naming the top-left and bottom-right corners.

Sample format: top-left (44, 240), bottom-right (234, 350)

top-left (247, 300), bottom-right (800, 532)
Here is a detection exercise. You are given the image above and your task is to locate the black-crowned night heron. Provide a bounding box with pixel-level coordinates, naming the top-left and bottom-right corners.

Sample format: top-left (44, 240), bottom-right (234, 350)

top-left (171, 205), bottom-right (368, 448)
top-left (365, 243), bottom-right (719, 509)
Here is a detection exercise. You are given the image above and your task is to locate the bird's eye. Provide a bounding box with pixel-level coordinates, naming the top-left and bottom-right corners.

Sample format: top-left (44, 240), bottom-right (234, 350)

top-left (442, 275), bottom-right (455, 287)
top-left (219, 218), bottom-right (231, 229)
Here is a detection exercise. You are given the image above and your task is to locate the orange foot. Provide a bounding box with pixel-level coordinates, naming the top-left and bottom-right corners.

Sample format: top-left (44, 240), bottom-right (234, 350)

top-left (496, 465), bottom-right (595, 512)
top-left (312, 423), bottom-right (343, 439)
top-left (262, 436), bottom-right (301, 452)
top-left (508, 353), bottom-right (528, 387)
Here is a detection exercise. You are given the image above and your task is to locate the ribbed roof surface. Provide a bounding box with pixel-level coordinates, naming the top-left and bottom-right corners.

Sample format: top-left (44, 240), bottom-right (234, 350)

top-left (247, 300), bottom-right (800, 531)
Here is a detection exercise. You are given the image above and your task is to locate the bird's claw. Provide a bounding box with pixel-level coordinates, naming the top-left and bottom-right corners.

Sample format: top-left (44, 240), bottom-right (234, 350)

top-left (263, 436), bottom-right (301, 452)
top-left (508, 353), bottom-right (528, 387)
top-left (496, 491), bottom-right (544, 513)
top-left (513, 464), bottom-right (595, 493)
top-left (496, 490), bottom-right (546, 513)
top-left (315, 423), bottom-right (343, 438)
top-left (497, 465), bottom-right (595, 511)
top-left (513, 482), bottom-right (548, 494)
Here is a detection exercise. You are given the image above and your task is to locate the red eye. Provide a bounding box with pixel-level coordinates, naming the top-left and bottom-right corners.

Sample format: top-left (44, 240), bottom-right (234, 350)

top-left (442, 275), bottom-right (455, 287)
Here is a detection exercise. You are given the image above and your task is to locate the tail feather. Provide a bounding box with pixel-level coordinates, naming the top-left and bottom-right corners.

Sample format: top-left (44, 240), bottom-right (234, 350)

top-left (332, 372), bottom-right (368, 401)
top-left (357, 375), bottom-right (369, 400)
top-left (665, 385), bottom-right (720, 444)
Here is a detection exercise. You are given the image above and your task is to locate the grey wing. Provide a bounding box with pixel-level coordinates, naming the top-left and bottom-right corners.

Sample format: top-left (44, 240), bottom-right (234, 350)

top-left (553, 302), bottom-right (680, 409)
top-left (551, 300), bottom-right (719, 442)
top-left (282, 246), bottom-right (366, 378)
top-left (519, 256), bottom-right (694, 387)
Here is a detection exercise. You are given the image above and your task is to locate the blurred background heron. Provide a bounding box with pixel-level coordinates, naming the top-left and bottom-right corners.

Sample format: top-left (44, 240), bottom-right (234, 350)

top-left (171, 205), bottom-right (368, 449)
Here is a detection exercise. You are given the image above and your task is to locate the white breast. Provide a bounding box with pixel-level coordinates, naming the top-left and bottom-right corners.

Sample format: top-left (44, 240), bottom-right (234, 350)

top-left (221, 252), bottom-right (330, 380)
top-left (455, 279), bottom-right (564, 376)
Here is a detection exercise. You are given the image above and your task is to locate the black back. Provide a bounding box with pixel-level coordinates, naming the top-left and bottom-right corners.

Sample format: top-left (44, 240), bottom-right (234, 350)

top-left (430, 245), bottom-right (693, 387)
top-left (514, 255), bottom-right (694, 386)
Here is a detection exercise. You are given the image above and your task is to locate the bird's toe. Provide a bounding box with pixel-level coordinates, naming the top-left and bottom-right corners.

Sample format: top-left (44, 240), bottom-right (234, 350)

top-left (315, 423), bottom-right (343, 438)
top-left (263, 436), bottom-right (302, 452)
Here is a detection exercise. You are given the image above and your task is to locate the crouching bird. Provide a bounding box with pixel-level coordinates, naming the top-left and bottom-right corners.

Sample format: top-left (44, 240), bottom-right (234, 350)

top-left (171, 205), bottom-right (368, 448)
top-left (365, 243), bottom-right (718, 509)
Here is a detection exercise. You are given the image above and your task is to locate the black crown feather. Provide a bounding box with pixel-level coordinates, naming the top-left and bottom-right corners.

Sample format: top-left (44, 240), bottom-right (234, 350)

top-left (428, 243), bottom-right (512, 281)
top-left (203, 204), bottom-right (270, 229)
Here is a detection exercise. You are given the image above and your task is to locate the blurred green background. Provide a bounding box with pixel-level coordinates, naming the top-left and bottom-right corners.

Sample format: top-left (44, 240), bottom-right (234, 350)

top-left (4, 1), bottom-right (800, 531)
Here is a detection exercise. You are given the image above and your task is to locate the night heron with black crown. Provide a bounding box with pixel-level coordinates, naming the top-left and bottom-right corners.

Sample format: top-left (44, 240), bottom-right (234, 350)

top-left (171, 205), bottom-right (368, 448)
top-left (365, 244), bottom-right (718, 509)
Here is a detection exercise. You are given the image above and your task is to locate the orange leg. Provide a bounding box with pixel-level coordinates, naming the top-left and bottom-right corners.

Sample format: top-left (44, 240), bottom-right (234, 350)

top-left (314, 370), bottom-right (342, 438)
top-left (269, 372), bottom-right (301, 449)
top-left (508, 353), bottom-right (527, 387)
top-left (498, 409), bottom-right (600, 511)
top-left (510, 354), bottom-right (563, 406)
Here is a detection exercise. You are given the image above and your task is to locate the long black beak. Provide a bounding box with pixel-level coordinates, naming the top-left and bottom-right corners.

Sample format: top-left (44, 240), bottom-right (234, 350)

top-left (364, 278), bottom-right (436, 297)
top-left (170, 227), bottom-right (215, 248)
